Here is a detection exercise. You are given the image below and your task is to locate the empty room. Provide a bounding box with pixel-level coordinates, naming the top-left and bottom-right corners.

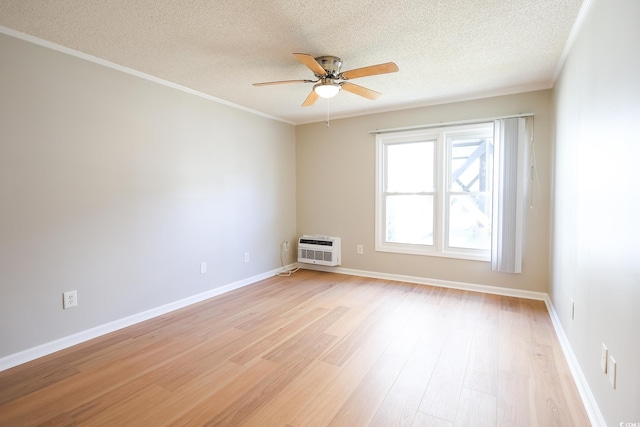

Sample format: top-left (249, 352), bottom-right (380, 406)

top-left (0, 0), bottom-right (638, 425)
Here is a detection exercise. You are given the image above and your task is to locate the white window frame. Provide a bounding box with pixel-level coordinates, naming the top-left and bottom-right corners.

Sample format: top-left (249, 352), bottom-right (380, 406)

top-left (375, 123), bottom-right (494, 261)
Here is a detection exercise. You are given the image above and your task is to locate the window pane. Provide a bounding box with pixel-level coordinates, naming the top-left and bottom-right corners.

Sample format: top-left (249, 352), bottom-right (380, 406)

top-left (387, 141), bottom-right (434, 192)
top-left (448, 194), bottom-right (491, 250)
top-left (450, 138), bottom-right (493, 193)
top-left (386, 195), bottom-right (433, 245)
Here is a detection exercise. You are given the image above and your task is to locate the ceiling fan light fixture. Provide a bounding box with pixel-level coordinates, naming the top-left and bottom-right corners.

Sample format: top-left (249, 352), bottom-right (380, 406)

top-left (314, 82), bottom-right (340, 99)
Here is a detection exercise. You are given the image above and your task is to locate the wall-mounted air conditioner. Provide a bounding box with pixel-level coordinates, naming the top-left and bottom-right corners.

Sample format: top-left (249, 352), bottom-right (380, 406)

top-left (297, 235), bottom-right (341, 266)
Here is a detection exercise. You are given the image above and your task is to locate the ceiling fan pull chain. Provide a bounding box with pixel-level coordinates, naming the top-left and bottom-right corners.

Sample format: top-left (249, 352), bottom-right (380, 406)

top-left (326, 99), bottom-right (330, 127)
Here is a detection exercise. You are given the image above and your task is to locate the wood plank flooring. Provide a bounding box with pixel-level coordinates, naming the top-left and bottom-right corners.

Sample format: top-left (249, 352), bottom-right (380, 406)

top-left (0, 270), bottom-right (590, 426)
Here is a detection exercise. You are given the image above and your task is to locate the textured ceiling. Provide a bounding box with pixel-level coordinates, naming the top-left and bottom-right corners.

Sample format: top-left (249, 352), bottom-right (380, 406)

top-left (0, 0), bottom-right (584, 124)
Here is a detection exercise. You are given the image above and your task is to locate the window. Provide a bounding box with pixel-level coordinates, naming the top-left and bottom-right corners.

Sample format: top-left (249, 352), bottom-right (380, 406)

top-left (375, 123), bottom-right (494, 261)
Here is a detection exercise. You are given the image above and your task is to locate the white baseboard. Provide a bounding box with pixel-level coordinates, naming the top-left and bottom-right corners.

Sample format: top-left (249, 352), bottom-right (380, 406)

top-left (300, 264), bottom-right (548, 300)
top-left (543, 297), bottom-right (606, 427)
top-left (0, 266), bottom-right (291, 372)
top-left (301, 263), bottom-right (605, 427)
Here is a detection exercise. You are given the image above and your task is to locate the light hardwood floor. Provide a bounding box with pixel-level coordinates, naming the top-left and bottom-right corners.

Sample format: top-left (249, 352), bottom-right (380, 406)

top-left (0, 270), bottom-right (590, 426)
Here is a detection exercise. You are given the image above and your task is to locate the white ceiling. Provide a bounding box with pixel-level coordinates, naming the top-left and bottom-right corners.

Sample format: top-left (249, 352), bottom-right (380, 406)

top-left (0, 0), bottom-right (584, 125)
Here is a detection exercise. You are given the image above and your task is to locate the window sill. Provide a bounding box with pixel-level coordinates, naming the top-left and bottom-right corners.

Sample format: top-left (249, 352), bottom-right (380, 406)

top-left (375, 244), bottom-right (490, 262)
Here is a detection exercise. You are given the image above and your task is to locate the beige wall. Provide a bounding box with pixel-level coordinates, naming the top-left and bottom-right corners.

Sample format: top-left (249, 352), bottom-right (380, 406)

top-left (296, 90), bottom-right (552, 292)
top-left (0, 33), bottom-right (297, 358)
top-left (551, 0), bottom-right (640, 423)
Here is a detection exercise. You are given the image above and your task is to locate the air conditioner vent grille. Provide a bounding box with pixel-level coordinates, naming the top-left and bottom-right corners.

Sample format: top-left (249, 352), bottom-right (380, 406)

top-left (297, 235), bottom-right (341, 267)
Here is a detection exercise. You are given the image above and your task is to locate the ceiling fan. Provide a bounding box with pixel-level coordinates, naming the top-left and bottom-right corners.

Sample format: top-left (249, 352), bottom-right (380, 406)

top-left (253, 53), bottom-right (399, 107)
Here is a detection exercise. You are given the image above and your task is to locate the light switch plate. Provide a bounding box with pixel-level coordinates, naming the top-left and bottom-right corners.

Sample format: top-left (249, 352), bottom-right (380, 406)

top-left (600, 343), bottom-right (608, 373)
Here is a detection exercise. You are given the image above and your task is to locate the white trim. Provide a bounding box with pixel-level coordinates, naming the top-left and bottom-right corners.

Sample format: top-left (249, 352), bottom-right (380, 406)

top-left (0, 26), bottom-right (551, 128)
top-left (369, 113), bottom-right (534, 135)
top-left (543, 297), bottom-right (606, 427)
top-left (552, 0), bottom-right (595, 82)
top-left (300, 264), bottom-right (547, 300)
top-left (300, 263), bottom-right (605, 426)
top-left (0, 265), bottom-right (293, 372)
top-left (0, 26), bottom-right (295, 126)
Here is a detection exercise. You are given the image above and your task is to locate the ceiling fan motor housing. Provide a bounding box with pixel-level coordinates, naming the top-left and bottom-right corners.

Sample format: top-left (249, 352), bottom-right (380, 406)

top-left (314, 56), bottom-right (342, 78)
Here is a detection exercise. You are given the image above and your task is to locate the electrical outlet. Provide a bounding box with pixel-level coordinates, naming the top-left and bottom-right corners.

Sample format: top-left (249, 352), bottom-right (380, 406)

top-left (357, 244), bottom-right (364, 255)
top-left (200, 261), bottom-right (207, 274)
top-left (63, 290), bottom-right (78, 309)
top-left (282, 240), bottom-right (290, 251)
top-left (608, 355), bottom-right (616, 388)
top-left (600, 343), bottom-right (608, 373)
top-left (244, 252), bottom-right (250, 263)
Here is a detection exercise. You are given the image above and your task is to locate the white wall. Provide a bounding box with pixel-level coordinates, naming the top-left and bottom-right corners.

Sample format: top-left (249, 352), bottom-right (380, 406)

top-left (551, 0), bottom-right (640, 423)
top-left (0, 33), bottom-right (297, 359)
top-left (296, 90), bottom-right (552, 292)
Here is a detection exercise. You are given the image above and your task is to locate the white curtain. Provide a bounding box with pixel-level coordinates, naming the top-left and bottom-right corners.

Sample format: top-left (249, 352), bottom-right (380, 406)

top-left (491, 117), bottom-right (528, 273)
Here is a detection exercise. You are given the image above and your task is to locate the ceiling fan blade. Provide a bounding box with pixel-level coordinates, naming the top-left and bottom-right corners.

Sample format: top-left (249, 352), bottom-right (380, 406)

top-left (341, 62), bottom-right (399, 80)
top-left (253, 79), bottom-right (314, 86)
top-left (293, 53), bottom-right (327, 76)
top-left (341, 82), bottom-right (381, 100)
top-left (302, 90), bottom-right (319, 107)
